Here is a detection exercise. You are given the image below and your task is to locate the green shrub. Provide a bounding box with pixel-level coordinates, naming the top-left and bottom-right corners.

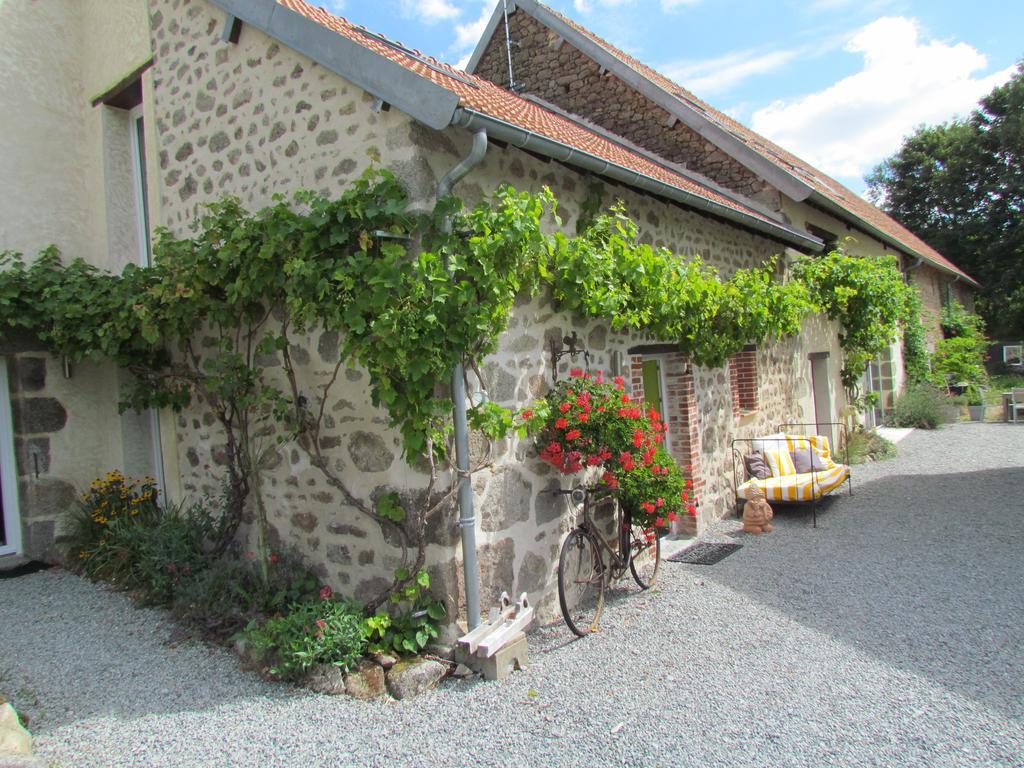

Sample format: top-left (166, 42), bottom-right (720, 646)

top-left (245, 598), bottom-right (367, 681)
top-left (362, 569), bottom-right (446, 656)
top-left (940, 299), bottom-right (986, 340)
top-left (173, 551), bottom-right (321, 640)
top-left (932, 335), bottom-right (988, 390)
top-left (64, 470), bottom-right (161, 567)
top-left (888, 384), bottom-right (952, 429)
top-left (66, 471), bottom-right (225, 601)
top-left (845, 428), bottom-right (897, 464)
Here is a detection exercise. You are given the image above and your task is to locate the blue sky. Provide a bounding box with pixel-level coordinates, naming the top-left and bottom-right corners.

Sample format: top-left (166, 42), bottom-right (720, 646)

top-left (324, 0), bottom-right (1022, 194)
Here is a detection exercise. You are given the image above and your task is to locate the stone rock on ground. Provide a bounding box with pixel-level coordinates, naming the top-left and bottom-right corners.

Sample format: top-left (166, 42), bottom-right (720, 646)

top-left (0, 703), bottom-right (31, 756)
top-left (344, 659), bottom-right (386, 700)
top-left (0, 757), bottom-right (48, 768)
top-left (304, 664), bottom-right (346, 696)
top-left (371, 652), bottom-right (397, 670)
top-left (385, 658), bottom-right (447, 700)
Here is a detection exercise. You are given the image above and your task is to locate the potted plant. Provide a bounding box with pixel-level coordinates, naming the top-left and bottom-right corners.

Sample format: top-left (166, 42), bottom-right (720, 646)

top-left (966, 386), bottom-right (986, 421)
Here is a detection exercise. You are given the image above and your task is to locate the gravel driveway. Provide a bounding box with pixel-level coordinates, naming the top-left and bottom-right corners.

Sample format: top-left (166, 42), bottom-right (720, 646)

top-left (2, 422), bottom-right (1022, 767)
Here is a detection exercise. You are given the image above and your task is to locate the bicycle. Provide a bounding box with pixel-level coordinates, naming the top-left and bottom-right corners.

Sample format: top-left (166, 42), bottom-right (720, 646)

top-left (555, 485), bottom-right (661, 636)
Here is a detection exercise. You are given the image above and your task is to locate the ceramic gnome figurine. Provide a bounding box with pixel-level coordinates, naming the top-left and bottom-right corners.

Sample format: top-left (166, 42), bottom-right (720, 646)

top-left (742, 485), bottom-right (774, 534)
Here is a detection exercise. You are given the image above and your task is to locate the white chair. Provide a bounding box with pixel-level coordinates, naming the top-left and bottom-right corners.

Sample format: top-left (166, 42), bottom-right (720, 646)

top-left (1011, 388), bottom-right (1024, 423)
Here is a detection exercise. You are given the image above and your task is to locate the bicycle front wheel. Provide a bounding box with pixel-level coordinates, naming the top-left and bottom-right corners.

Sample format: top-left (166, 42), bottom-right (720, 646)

top-left (558, 528), bottom-right (605, 636)
top-left (629, 521), bottom-right (661, 589)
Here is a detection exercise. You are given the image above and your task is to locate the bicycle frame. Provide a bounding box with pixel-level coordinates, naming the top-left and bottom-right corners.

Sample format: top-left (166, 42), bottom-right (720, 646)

top-left (570, 486), bottom-right (631, 579)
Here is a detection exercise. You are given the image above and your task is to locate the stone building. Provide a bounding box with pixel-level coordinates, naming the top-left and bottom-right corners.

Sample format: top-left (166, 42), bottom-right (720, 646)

top-left (0, 0), bottom-right (977, 623)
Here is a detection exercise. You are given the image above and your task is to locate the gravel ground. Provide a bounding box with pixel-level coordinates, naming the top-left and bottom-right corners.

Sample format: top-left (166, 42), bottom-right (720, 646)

top-left (1, 422), bottom-right (1022, 767)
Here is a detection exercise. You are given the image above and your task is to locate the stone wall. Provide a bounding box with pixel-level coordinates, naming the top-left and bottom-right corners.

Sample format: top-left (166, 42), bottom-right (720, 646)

top-left (911, 264), bottom-right (946, 351)
top-left (473, 9), bottom-right (781, 211)
top-left (145, 0), bottom-right (845, 623)
top-left (146, 0), bottom-right (450, 612)
top-left (0, 335), bottom-right (133, 561)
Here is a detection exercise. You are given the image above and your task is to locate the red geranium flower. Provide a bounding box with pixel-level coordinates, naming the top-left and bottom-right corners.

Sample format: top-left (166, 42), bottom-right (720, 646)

top-left (319, 585), bottom-right (334, 600)
top-left (555, 417), bottom-right (568, 429)
top-left (579, 413), bottom-right (590, 423)
top-left (619, 451), bottom-right (635, 471)
top-left (614, 376), bottom-right (625, 390)
top-left (565, 429), bottom-right (581, 440)
top-left (570, 367), bottom-right (584, 378)
top-left (655, 516), bottom-right (665, 527)
top-left (559, 402), bottom-right (572, 413)
top-left (522, 409), bottom-right (533, 419)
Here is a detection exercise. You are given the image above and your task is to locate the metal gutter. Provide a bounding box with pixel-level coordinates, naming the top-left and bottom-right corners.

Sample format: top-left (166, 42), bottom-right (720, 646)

top-left (468, 0), bottom-right (813, 203)
top-left (452, 108), bottom-right (824, 252)
top-left (206, 0), bottom-right (460, 129)
top-left (437, 129), bottom-right (490, 631)
top-left (810, 192), bottom-right (981, 288)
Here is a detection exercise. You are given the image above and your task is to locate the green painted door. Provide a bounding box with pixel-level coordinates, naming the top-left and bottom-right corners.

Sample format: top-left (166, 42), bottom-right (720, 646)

top-left (642, 359), bottom-right (663, 419)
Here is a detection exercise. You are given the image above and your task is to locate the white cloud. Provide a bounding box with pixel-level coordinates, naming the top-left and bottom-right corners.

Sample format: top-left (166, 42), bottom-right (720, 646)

top-left (662, 48), bottom-right (800, 96)
top-left (573, 0), bottom-right (636, 12)
top-left (660, 0), bottom-right (701, 11)
top-left (400, 0), bottom-right (461, 24)
top-left (750, 16), bottom-right (1015, 182)
top-left (454, 2), bottom-right (493, 51)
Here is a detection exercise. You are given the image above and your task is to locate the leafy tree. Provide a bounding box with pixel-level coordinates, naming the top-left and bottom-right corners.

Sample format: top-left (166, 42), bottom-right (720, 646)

top-left (867, 62), bottom-right (1024, 336)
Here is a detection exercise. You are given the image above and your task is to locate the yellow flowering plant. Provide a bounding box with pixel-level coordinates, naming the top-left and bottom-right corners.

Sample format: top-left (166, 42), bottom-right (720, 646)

top-left (66, 470), bottom-right (162, 570)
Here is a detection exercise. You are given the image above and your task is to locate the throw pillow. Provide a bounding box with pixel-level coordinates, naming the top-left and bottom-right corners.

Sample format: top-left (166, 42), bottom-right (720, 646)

top-left (791, 447), bottom-right (829, 473)
top-left (763, 447), bottom-right (797, 477)
top-left (744, 451), bottom-right (770, 480)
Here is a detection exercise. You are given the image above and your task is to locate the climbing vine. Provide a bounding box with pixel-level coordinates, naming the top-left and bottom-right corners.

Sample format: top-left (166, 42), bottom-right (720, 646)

top-left (550, 204), bottom-right (813, 367)
top-left (0, 172), bottom-right (915, 608)
top-left (902, 287), bottom-right (930, 384)
top-left (792, 249), bottom-right (915, 398)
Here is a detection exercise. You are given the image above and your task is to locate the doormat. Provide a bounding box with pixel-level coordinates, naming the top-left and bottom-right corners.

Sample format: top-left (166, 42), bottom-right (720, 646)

top-left (0, 561), bottom-right (52, 579)
top-left (667, 542), bottom-right (743, 565)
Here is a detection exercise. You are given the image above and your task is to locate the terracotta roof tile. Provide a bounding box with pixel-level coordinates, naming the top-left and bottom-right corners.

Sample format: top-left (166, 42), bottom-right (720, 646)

top-left (535, 2), bottom-right (976, 284)
top-left (276, 0), bottom-right (805, 238)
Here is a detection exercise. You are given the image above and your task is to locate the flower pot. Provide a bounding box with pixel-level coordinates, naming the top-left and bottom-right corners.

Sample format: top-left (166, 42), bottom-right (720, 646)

top-left (967, 405), bottom-right (985, 421)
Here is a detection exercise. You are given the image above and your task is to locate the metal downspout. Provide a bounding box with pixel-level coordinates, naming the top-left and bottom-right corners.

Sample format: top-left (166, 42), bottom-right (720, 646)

top-left (437, 128), bottom-right (488, 630)
top-left (903, 255), bottom-right (924, 278)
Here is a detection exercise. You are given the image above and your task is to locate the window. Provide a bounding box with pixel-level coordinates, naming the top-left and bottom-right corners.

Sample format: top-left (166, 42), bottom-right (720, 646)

top-left (729, 346), bottom-right (758, 414)
top-left (1004, 345), bottom-right (1023, 367)
top-left (129, 105), bottom-right (151, 266)
top-left (97, 70), bottom-right (166, 499)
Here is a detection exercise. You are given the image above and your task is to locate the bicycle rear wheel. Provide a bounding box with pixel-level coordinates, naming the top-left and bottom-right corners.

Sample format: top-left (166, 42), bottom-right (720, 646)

top-left (629, 521), bottom-right (661, 589)
top-left (558, 528), bottom-right (605, 636)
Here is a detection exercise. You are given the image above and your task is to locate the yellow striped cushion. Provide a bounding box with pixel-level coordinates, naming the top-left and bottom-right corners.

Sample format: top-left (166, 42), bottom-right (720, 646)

top-left (763, 447), bottom-right (796, 477)
top-left (756, 434), bottom-right (837, 469)
top-left (738, 464), bottom-right (850, 503)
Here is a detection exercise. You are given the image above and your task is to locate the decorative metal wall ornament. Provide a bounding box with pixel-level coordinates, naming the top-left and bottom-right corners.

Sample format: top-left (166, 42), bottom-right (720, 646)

top-left (549, 331), bottom-right (590, 382)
